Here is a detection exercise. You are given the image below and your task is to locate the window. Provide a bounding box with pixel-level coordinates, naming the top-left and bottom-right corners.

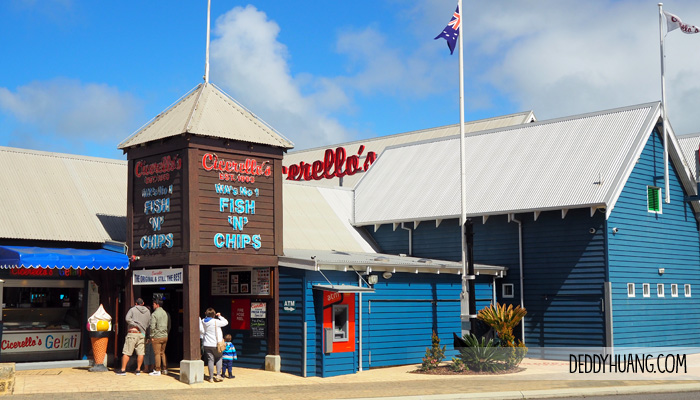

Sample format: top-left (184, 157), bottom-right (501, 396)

top-left (671, 284), bottom-right (678, 297)
top-left (647, 186), bottom-right (662, 213)
top-left (643, 283), bottom-right (650, 297)
top-left (657, 283), bottom-right (664, 297)
top-left (685, 284), bottom-right (692, 297)
top-left (332, 304), bottom-right (349, 342)
top-left (627, 283), bottom-right (635, 297)
top-left (502, 283), bottom-right (514, 298)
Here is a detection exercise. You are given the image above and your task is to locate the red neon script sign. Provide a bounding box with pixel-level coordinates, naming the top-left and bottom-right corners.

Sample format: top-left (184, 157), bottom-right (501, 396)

top-left (282, 145), bottom-right (377, 181)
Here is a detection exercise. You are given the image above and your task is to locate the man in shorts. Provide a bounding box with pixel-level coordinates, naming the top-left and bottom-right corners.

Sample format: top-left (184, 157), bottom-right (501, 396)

top-left (115, 298), bottom-right (151, 375)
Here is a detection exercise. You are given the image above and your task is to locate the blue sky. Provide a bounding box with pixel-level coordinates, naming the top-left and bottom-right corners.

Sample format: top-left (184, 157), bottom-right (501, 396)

top-left (2, 0), bottom-right (700, 159)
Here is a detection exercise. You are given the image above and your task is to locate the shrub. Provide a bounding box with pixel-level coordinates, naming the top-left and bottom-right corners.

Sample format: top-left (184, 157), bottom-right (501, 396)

top-left (458, 333), bottom-right (506, 372)
top-left (476, 302), bottom-right (528, 369)
top-left (504, 341), bottom-right (527, 369)
top-left (419, 331), bottom-right (446, 371)
top-left (450, 356), bottom-right (466, 372)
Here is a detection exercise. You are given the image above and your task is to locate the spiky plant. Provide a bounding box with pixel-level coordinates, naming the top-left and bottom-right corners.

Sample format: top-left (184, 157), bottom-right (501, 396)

top-left (458, 334), bottom-right (505, 372)
top-left (477, 302), bottom-right (527, 347)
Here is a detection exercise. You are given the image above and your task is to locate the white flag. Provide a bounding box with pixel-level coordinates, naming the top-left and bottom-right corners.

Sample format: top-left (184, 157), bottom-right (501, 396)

top-left (664, 11), bottom-right (700, 34)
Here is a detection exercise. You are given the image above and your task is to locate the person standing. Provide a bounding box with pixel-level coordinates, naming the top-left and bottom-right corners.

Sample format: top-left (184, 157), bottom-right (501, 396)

top-left (148, 299), bottom-right (169, 376)
top-left (115, 298), bottom-right (151, 376)
top-left (221, 334), bottom-right (237, 379)
top-left (199, 308), bottom-right (227, 382)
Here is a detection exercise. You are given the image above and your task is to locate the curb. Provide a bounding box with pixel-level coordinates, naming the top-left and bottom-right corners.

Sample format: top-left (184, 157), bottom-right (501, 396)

top-left (334, 382), bottom-right (700, 400)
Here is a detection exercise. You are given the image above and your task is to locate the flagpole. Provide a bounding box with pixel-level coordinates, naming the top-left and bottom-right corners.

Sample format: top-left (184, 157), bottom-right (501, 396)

top-left (659, 3), bottom-right (670, 203)
top-left (204, 0), bottom-right (212, 83)
top-left (457, 0), bottom-right (474, 335)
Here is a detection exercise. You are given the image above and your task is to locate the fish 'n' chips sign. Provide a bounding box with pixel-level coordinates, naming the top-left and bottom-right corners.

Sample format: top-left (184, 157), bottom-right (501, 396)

top-left (199, 151), bottom-right (275, 255)
top-left (132, 152), bottom-right (184, 256)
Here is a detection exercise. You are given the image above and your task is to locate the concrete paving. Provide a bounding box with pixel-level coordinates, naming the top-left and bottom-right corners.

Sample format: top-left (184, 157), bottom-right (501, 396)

top-left (9, 356), bottom-right (700, 399)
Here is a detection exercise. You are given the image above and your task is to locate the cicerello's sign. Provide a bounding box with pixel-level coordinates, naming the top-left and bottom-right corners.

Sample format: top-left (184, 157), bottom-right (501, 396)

top-left (282, 145), bottom-right (377, 181)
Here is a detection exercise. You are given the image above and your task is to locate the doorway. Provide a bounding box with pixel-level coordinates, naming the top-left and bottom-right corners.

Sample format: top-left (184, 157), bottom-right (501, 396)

top-left (135, 285), bottom-right (183, 367)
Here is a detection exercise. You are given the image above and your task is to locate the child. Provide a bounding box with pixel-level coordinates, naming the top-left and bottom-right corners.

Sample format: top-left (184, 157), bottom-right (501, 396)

top-left (221, 334), bottom-right (237, 378)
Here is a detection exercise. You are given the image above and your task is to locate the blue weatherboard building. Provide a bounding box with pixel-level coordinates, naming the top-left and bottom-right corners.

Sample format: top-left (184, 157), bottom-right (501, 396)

top-left (3, 99), bottom-right (696, 378)
top-left (272, 102), bottom-right (700, 376)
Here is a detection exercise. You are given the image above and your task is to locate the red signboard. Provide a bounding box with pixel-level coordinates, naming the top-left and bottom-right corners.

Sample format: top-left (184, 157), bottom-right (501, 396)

top-left (230, 298), bottom-right (251, 330)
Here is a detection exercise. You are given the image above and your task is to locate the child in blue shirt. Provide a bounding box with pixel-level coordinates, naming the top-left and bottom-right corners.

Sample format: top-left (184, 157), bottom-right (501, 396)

top-left (221, 334), bottom-right (237, 378)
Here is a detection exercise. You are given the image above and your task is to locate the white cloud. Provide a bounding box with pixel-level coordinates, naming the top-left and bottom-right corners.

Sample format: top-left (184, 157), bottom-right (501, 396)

top-left (210, 5), bottom-right (352, 150)
top-left (334, 26), bottom-right (448, 98)
top-left (460, 0), bottom-right (700, 134)
top-left (209, 4), bottom-right (458, 150)
top-left (0, 78), bottom-right (143, 141)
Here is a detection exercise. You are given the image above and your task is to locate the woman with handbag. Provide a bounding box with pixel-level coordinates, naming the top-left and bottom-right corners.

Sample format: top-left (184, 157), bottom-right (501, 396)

top-left (199, 308), bottom-right (228, 382)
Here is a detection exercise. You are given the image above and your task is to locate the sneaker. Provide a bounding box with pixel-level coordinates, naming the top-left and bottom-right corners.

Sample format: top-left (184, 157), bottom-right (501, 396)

top-left (148, 371), bottom-right (161, 376)
top-left (214, 375), bottom-right (224, 382)
top-left (134, 370), bottom-right (141, 376)
top-left (162, 369), bottom-right (168, 375)
top-left (115, 370), bottom-right (126, 376)
top-left (228, 375), bottom-right (235, 379)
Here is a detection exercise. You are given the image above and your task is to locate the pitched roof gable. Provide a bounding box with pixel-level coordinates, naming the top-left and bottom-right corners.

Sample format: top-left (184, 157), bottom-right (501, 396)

top-left (353, 102), bottom-right (696, 225)
top-left (0, 146), bottom-right (126, 243)
top-left (118, 83), bottom-right (294, 150)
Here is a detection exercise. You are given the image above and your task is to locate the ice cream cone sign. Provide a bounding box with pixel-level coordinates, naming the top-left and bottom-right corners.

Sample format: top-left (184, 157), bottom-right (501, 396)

top-left (88, 304), bottom-right (112, 332)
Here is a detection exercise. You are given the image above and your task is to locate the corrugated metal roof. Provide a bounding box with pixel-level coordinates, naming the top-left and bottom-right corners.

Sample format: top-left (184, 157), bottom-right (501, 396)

top-left (280, 248), bottom-right (505, 276)
top-left (354, 102), bottom-right (691, 225)
top-left (118, 83), bottom-right (294, 150)
top-left (678, 132), bottom-right (700, 181)
top-left (0, 146), bottom-right (126, 243)
top-left (283, 111), bottom-right (536, 188)
top-left (283, 183), bottom-right (377, 253)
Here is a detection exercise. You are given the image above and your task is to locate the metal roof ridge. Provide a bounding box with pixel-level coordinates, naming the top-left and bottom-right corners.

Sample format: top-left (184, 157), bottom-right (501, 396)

top-left (371, 102), bottom-right (660, 157)
top-left (0, 145), bottom-right (126, 165)
top-left (678, 131), bottom-right (700, 139)
top-left (287, 110), bottom-right (536, 154)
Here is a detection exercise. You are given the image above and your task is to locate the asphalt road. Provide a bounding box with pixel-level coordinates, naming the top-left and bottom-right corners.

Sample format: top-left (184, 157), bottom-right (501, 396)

top-left (531, 391), bottom-right (700, 400)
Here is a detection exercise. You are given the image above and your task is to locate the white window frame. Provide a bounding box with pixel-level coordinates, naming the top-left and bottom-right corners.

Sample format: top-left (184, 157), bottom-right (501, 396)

top-left (332, 304), bottom-right (349, 342)
top-left (502, 283), bottom-right (514, 298)
top-left (627, 283), bottom-right (635, 297)
top-left (671, 284), bottom-right (678, 297)
top-left (685, 284), bottom-right (692, 297)
top-left (647, 186), bottom-right (662, 214)
top-left (643, 283), bottom-right (650, 297)
top-left (657, 283), bottom-right (664, 297)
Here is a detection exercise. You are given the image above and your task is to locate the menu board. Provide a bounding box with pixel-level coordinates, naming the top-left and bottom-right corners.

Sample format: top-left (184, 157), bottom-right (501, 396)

top-left (251, 318), bottom-right (266, 338)
top-left (211, 267), bottom-right (272, 296)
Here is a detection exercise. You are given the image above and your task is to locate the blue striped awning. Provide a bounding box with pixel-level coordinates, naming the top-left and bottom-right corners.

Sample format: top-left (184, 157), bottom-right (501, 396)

top-left (0, 246), bottom-right (129, 270)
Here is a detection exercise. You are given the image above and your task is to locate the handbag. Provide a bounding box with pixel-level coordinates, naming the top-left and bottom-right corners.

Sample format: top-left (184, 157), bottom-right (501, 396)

top-left (215, 320), bottom-right (226, 354)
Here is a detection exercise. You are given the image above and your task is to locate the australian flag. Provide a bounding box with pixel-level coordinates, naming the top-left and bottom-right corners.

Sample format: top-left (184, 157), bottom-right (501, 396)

top-left (434, 5), bottom-right (461, 54)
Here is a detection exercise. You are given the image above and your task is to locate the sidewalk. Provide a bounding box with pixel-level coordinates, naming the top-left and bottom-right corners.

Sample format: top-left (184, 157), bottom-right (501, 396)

top-left (10, 356), bottom-right (700, 399)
